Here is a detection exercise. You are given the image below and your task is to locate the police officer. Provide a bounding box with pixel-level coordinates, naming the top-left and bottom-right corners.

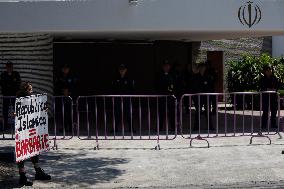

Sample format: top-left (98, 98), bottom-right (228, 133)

top-left (205, 60), bottom-right (218, 113)
top-left (259, 66), bottom-right (279, 129)
top-left (173, 61), bottom-right (186, 101)
top-left (183, 64), bottom-right (194, 114)
top-left (191, 63), bottom-right (214, 131)
top-left (112, 64), bottom-right (135, 133)
top-left (156, 61), bottom-right (175, 94)
top-left (112, 64), bottom-right (135, 94)
top-left (156, 61), bottom-right (176, 132)
top-left (55, 64), bottom-right (76, 132)
top-left (55, 64), bottom-right (76, 97)
top-left (0, 61), bottom-right (21, 131)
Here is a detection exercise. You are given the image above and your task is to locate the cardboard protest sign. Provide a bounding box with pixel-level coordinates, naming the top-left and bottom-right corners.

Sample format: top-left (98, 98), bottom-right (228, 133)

top-left (15, 94), bottom-right (49, 162)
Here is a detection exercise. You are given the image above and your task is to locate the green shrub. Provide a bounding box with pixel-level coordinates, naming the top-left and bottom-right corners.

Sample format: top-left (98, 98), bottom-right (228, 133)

top-left (227, 54), bottom-right (284, 93)
top-left (279, 89), bottom-right (284, 96)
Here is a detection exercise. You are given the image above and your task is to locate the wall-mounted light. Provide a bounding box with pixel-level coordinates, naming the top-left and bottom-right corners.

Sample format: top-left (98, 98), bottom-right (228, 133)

top-left (129, 0), bottom-right (138, 5)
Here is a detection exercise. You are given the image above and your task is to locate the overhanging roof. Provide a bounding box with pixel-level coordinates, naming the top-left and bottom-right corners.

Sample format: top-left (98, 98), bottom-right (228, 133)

top-left (0, 0), bottom-right (284, 40)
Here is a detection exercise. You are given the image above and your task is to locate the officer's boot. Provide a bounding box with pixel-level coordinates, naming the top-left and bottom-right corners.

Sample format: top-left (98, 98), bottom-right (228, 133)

top-left (35, 167), bottom-right (51, 180)
top-left (19, 172), bottom-right (33, 186)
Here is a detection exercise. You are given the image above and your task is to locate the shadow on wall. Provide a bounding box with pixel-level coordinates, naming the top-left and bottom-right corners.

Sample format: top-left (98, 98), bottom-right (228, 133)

top-left (0, 149), bottom-right (129, 188)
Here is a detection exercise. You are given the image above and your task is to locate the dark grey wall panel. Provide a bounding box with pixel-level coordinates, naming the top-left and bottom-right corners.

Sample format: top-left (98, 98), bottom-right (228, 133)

top-left (0, 33), bottom-right (53, 116)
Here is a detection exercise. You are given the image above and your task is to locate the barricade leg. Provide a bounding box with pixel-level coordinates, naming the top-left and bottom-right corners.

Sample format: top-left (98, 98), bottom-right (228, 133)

top-left (250, 93), bottom-right (271, 144)
top-left (94, 97), bottom-right (99, 150)
top-left (250, 132), bottom-right (271, 145)
top-left (190, 94), bottom-right (210, 148)
top-left (277, 94), bottom-right (282, 139)
top-left (277, 132), bottom-right (282, 139)
top-left (155, 97), bottom-right (161, 150)
top-left (52, 138), bottom-right (58, 150)
top-left (190, 135), bottom-right (210, 148)
top-left (155, 143), bottom-right (161, 150)
top-left (94, 141), bottom-right (99, 150)
top-left (52, 98), bottom-right (58, 150)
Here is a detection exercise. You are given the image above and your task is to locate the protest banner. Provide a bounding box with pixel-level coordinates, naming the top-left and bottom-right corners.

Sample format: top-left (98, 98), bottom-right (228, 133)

top-left (15, 94), bottom-right (49, 162)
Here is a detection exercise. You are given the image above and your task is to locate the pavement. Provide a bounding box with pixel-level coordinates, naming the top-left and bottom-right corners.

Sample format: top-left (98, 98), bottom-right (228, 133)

top-left (1, 133), bottom-right (284, 189)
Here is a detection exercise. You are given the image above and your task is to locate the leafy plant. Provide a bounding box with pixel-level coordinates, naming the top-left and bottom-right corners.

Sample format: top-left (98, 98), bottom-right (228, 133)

top-left (227, 53), bottom-right (284, 92)
top-left (226, 54), bottom-right (284, 109)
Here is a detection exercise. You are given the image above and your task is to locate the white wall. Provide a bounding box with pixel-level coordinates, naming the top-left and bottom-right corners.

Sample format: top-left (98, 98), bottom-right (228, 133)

top-left (0, 0), bottom-right (283, 36)
top-left (272, 36), bottom-right (284, 57)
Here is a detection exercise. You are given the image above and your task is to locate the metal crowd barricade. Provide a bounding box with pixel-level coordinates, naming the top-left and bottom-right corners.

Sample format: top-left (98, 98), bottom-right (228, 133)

top-left (0, 96), bottom-right (16, 141)
top-left (76, 95), bottom-right (177, 150)
top-left (50, 96), bottom-right (74, 150)
top-left (180, 91), bottom-right (281, 148)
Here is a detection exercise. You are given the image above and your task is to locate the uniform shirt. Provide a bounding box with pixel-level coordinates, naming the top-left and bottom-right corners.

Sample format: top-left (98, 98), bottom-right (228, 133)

top-left (55, 73), bottom-right (76, 96)
top-left (191, 73), bottom-right (212, 94)
top-left (174, 72), bottom-right (186, 99)
top-left (0, 71), bottom-right (21, 96)
top-left (184, 71), bottom-right (193, 93)
top-left (156, 72), bottom-right (176, 94)
top-left (112, 76), bottom-right (135, 94)
top-left (205, 67), bottom-right (217, 92)
top-left (259, 75), bottom-right (279, 92)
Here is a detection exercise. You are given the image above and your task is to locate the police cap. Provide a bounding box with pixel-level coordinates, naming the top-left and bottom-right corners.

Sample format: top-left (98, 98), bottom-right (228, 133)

top-left (6, 61), bottom-right (13, 67)
top-left (119, 64), bottom-right (127, 70)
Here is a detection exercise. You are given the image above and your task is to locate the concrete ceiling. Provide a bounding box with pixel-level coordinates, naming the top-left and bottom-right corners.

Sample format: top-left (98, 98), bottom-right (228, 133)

top-left (52, 30), bottom-right (284, 42)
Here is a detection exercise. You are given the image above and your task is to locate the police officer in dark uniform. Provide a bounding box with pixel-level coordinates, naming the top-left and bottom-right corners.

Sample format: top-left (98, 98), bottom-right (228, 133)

top-left (205, 60), bottom-right (218, 113)
top-left (56, 64), bottom-right (76, 97)
top-left (156, 61), bottom-right (176, 132)
top-left (112, 64), bottom-right (135, 133)
top-left (191, 63), bottom-right (214, 131)
top-left (0, 61), bottom-right (21, 130)
top-left (259, 66), bottom-right (279, 129)
top-left (173, 61), bottom-right (186, 101)
top-left (55, 64), bottom-right (76, 132)
top-left (183, 64), bottom-right (194, 114)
